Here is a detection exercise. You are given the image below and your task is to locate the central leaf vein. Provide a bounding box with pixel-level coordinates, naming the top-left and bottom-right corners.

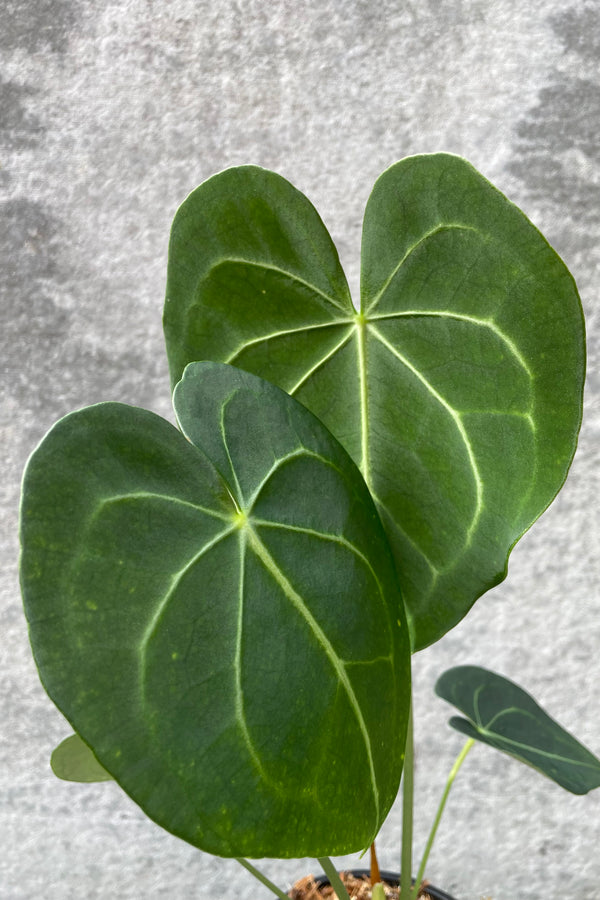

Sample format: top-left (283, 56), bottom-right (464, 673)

top-left (253, 517), bottom-right (392, 649)
top-left (235, 528), bottom-right (270, 780)
top-left (356, 316), bottom-right (370, 487)
top-left (220, 391), bottom-right (245, 506)
top-left (476, 728), bottom-right (600, 770)
top-left (246, 527), bottom-right (380, 820)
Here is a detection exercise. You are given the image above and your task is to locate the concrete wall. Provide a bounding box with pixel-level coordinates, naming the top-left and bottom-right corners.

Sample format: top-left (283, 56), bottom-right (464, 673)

top-left (2, 2), bottom-right (599, 898)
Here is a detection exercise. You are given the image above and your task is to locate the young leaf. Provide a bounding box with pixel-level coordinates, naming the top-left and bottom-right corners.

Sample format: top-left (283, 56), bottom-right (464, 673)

top-left (51, 734), bottom-right (113, 782)
top-left (163, 155), bottom-right (585, 651)
top-left (20, 362), bottom-right (410, 858)
top-left (435, 666), bottom-right (600, 794)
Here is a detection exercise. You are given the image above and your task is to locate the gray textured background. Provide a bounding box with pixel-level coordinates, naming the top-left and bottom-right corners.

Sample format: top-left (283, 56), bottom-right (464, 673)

top-left (2, 2), bottom-right (599, 898)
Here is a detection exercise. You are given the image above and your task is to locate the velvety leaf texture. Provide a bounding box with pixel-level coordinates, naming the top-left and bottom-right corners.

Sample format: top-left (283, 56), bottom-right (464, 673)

top-left (164, 155), bottom-right (585, 651)
top-left (20, 362), bottom-right (410, 858)
top-left (436, 666), bottom-right (600, 794)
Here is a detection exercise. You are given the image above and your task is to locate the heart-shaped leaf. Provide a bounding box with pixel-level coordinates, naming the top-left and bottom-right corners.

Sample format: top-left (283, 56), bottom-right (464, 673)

top-left (435, 666), bottom-right (600, 794)
top-left (51, 734), bottom-right (113, 782)
top-left (20, 362), bottom-right (410, 858)
top-left (164, 155), bottom-right (585, 651)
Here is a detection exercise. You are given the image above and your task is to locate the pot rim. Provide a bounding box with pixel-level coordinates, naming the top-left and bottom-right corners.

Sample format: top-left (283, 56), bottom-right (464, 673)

top-left (312, 868), bottom-right (458, 900)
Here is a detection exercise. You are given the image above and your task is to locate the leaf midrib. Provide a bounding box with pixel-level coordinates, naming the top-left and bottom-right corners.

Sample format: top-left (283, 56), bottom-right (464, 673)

top-left (208, 244), bottom-right (538, 574)
top-left (473, 722), bottom-right (600, 771)
top-left (466, 690), bottom-right (600, 771)
top-left (101, 484), bottom-right (385, 810)
top-left (246, 524), bottom-right (381, 821)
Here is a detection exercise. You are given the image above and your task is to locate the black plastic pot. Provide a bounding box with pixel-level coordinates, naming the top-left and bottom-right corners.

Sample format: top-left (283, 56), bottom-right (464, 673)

top-left (313, 868), bottom-right (458, 900)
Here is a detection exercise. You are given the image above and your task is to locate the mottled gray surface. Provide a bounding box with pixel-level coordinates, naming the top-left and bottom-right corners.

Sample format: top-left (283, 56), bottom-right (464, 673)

top-left (2, 1), bottom-right (599, 898)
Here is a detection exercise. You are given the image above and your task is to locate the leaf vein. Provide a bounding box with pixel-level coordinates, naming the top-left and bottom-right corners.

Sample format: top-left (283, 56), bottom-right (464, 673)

top-left (225, 320), bottom-right (353, 367)
top-left (370, 490), bottom-right (440, 580)
top-left (94, 491), bottom-right (231, 522)
top-left (246, 449), bottom-right (344, 511)
top-left (288, 328), bottom-right (355, 396)
top-left (235, 529), bottom-right (271, 781)
top-left (370, 323), bottom-right (484, 547)
top-left (138, 524), bottom-right (238, 682)
top-left (364, 223), bottom-right (480, 314)
top-left (476, 729), bottom-right (600, 771)
top-left (253, 518), bottom-right (392, 648)
top-left (209, 257), bottom-right (350, 311)
top-left (247, 528), bottom-right (380, 821)
top-left (367, 309), bottom-right (533, 378)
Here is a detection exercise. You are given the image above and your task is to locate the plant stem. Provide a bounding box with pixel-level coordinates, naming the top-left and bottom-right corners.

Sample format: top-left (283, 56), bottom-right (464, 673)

top-left (370, 841), bottom-right (381, 886)
top-left (400, 694), bottom-right (414, 898)
top-left (317, 857), bottom-right (352, 900)
top-left (236, 858), bottom-right (290, 900)
top-left (409, 738), bottom-right (475, 900)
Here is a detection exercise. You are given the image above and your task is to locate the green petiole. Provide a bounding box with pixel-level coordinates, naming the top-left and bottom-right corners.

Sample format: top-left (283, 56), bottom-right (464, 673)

top-left (400, 695), bottom-right (414, 899)
top-left (236, 858), bottom-right (290, 900)
top-left (317, 857), bottom-right (352, 900)
top-left (408, 738), bottom-right (475, 900)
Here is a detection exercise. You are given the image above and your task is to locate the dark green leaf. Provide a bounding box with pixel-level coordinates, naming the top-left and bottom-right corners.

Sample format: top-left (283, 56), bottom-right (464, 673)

top-left (20, 362), bottom-right (410, 857)
top-left (435, 666), bottom-right (600, 794)
top-left (164, 155), bottom-right (585, 651)
top-left (51, 734), bottom-right (113, 782)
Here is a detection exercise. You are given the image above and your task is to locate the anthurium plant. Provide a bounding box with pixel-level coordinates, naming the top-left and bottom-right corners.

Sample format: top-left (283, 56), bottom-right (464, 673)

top-left (20, 154), bottom-right (599, 900)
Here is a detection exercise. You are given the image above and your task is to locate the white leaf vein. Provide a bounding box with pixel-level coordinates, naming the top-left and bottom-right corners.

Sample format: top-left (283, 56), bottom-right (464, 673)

top-left (367, 309), bottom-right (533, 378)
top-left (225, 320), bottom-right (353, 366)
top-left (370, 323), bottom-right (484, 546)
top-left (208, 257), bottom-right (351, 312)
top-left (138, 523), bottom-right (238, 669)
top-left (364, 222), bottom-right (480, 314)
top-left (93, 490), bottom-right (232, 522)
top-left (288, 328), bottom-right (355, 396)
top-left (252, 517), bottom-right (394, 655)
top-left (234, 528), bottom-right (271, 781)
top-left (246, 449), bottom-right (345, 511)
top-left (247, 527), bottom-right (381, 820)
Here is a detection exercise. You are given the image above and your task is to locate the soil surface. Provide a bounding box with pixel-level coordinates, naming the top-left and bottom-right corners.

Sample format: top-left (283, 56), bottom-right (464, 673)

top-left (288, 872), bottom-right (436, 899)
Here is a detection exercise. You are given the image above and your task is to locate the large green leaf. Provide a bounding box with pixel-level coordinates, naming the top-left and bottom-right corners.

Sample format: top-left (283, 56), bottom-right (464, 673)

top-left (435, 666), bottom-right (600, 794)
top-left (164, 155), bottom-right (585, 651)
top-left (20, 361), bottom-right (410, 858)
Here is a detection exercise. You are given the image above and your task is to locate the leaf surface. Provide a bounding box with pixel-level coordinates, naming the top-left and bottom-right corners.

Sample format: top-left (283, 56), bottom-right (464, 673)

top-left (435, 666), bottom-right (600, 794)
top-left (164, 155), bottom-right (585, 650)
top-left (20, 362), bottom-right (410, 857)
top-left (51, 734), bottom-right (113, 782)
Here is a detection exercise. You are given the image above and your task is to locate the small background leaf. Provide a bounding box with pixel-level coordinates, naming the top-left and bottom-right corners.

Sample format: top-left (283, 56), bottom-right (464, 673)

top-left (51, 734), bottom-right (113, 782)
top-left (435, 666), bottom-right (600, 794)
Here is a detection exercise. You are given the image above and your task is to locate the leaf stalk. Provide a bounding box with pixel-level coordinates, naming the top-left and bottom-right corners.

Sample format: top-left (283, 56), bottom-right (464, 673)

top-left (317, 857), bottom-right (352, 900)
top-left (400, 695), bottom-right (414, 898)
top-left (236, 858), bottom-right (290, 900)
top-left (409, 738), bottom-right (475, 900)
